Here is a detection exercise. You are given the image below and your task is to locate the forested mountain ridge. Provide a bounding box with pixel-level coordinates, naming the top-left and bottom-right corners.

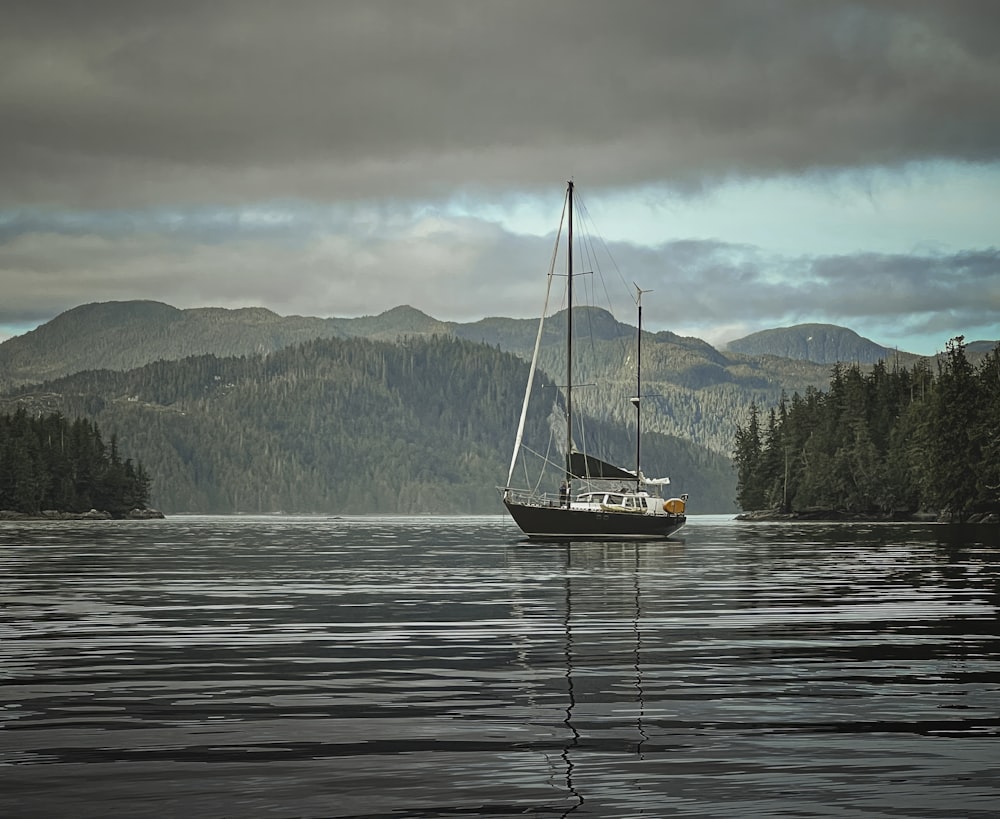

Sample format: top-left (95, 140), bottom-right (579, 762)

top-left (8, 302), bottom-right (995, 392)
top-left (0, 300), bottom-right (648, 387)
top-left (0, 300), bottom-right (932, 388)
top-left (2, 336), bottom-right (736, 515)
top-left (0, 300), bottom-right (854, 456)
top-left (3, 300), bottom-right (994, 462)
top-left (0, 301), bottom-right (444, 388)
top-left (728, 323), bottom-right (906, 364)
top-left (728, 323), bottom-right (999, 367)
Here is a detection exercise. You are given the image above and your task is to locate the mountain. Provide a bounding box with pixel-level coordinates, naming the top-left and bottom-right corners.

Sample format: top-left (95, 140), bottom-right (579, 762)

top-left (0, 301), bottom-right (338, 389)
top-left (5, 300), bottom-right (993, 516)
top-left (967, 339), bottom-right (1000, 355)
top-left (1, 336), bottom-right (737, 515)
top-left (7, 300), bottom-right (993, 463)
top-left (727, 323), bottom-right (998, 367)
top-left (0, 300), bottom-right (820, 388)
top-left (725, 323), bottom-right (901, 364)
top-left (0, 300), bottom-right (518, 391)
top-left (0, 300), bottom-right (895, 458)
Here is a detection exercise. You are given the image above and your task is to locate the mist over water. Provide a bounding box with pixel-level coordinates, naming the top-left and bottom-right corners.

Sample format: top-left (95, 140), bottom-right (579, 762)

top-left (2, 515), bottom-right (998, 817)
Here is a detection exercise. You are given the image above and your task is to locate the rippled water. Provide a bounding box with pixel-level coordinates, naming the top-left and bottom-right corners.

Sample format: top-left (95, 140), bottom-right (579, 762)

top-left (1, 515), bottom-right (998, 818)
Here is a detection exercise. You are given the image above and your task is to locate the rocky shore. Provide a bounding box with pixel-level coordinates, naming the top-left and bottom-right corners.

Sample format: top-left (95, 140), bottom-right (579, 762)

top-left (0, 508), bottom-right (165, 521)
top-left (735, 508), bottom-right (999, 524)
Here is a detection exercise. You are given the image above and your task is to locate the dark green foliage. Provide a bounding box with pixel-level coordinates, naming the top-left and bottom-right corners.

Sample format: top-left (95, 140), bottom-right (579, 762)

top-left (732, 338), bottom-right (1000, 521)
top-left (733, 402), bottom-right (766, 511)
top-left (5, 335), bottom-right (737, 515)
top-left (0, 299), bottom-right (855, 460)
top-left (0, 409), bottom-right (150, 515)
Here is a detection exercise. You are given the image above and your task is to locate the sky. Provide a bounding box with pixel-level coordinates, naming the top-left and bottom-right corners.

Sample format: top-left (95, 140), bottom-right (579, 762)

top-left (2, 0), bottom-right (998, 356)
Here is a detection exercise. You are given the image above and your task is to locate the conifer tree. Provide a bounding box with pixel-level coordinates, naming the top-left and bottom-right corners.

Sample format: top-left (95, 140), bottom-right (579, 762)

top-left (0, 412), bottom-right (151, 515)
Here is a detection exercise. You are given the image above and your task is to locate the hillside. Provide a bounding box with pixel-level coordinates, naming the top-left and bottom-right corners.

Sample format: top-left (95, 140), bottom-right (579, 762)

top-left (725, 323), bottom-right (999, 367)
top-left (1, 301), bottom-right (873, 391)
top-left (0, 301), bottom-right (463, 390)
top-left (0, 300), bottom-right (841, 455)
top-left (726, 323), bottom-right (900, 364)
top-left (4, 301), bottom-right (993, 516)
top-left (7, 301), bottom-right (992, 467)
top-left (1, 336), bottom-right (736, 515)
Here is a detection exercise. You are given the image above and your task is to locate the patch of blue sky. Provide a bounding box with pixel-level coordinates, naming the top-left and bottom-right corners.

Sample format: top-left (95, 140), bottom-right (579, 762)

top-left (0, 322), bottom-right (39, 342)
top-left (443, 160), bottom-right (1000, 258)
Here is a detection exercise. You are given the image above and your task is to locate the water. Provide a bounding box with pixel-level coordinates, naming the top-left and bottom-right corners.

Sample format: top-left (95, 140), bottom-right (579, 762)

top-left (1, 515), bottom-right (998, 818)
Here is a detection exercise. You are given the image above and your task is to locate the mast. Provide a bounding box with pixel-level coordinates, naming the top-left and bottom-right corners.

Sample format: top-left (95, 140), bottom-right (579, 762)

top-left (565, 181), bottom-right (574, 486)
top-left (636, 292), bottom-right (641, 486)
top-left (631, 285), bottom-right (650, 490)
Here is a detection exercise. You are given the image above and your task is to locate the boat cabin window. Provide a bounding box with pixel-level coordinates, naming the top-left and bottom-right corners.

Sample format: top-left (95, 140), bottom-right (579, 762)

top-left (607, 494), bottom-right (624, 505)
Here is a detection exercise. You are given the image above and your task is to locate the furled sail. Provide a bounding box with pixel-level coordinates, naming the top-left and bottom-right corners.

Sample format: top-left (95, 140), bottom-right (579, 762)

top-left (567, 452), bottom-right (637, 482)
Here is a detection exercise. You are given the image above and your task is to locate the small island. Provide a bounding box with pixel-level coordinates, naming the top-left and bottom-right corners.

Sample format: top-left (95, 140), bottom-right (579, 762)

top-left (0, 409), bottom-right (161, 520)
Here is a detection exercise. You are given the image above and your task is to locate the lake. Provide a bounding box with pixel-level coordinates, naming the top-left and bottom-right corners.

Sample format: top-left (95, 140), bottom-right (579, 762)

top-left (1, 514), bottom-right (998, 818)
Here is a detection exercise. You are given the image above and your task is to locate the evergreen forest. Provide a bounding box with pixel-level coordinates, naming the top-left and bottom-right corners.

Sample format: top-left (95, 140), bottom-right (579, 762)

top-left (0, 408), bottom-right (151, 516)
top-left (733, 338), bottom-right (1000, 522)
top-left (3, 335), bottom-right (736, 515)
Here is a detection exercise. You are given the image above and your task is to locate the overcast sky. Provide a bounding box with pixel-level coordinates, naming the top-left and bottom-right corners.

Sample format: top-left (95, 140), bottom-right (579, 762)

top-left (2, 0), bottom-right (998, 355)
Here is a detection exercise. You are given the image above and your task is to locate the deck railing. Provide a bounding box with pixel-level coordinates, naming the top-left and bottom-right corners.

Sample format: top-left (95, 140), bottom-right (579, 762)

top-left (500, 488), bottom-right (565, 508)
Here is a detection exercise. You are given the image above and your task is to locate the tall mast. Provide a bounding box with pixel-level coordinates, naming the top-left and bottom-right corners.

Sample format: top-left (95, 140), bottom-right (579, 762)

top-left (636, 292), bottom-right (641, 485)
top-left (631, 285), bottom-right (650, 489)
top-left (565, 181), bottom-right (574, 485)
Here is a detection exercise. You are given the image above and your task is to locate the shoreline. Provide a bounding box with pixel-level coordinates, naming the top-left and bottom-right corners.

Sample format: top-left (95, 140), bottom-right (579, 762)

top-left (735, 508), bottom-right (999, 524)
top-left (0, 508), bottom-right (165, 521)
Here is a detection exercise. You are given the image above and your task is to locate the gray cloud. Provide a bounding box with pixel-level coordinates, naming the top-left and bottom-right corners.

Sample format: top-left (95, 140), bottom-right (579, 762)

top-left (1, 205), bottom-right (994, 353)
top-left (1, 1), bottom-right (997, 354)
top-left (3, 0), bottom-right (999, 206)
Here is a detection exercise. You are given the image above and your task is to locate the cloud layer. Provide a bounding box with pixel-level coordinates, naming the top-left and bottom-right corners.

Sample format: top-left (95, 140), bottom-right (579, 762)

top-left (2, 1), bottom-right (998, 353)
top-left (5, 0), bottom-right (999, 205)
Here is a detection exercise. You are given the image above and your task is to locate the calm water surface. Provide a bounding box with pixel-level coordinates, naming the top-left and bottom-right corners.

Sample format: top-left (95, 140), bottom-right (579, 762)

top-left (1, 514), bottom-right (998, 818)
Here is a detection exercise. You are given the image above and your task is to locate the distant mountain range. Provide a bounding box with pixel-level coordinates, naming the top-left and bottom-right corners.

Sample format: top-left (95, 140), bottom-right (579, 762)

top-left (5, 300), bottom-right (994, 390)
top-left (725, 323), bottom-right (898, 365)
top-left (2, 301), bottom-right (996, 457)
top-left (1, 300), bottom-right (994, 516)
top-left (726, 323), bottom-right (996, 364)
top-left (0, 301), bottom-right (450, 387)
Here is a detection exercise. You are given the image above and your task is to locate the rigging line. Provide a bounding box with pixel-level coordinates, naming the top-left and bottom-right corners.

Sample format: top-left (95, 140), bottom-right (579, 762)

top-left (507, 191), bottom-right (568, 486)
top-left (538, 413), bottom-right (559, 491)
top-left (516, 436), bottom-right (560, 493)
top-left (573, 196), bottom-right (619, 311)
top-left (574, 193), bottom-right (632, 315)
top-left (520, 441), bottom-right (565, 478)
top-left (573, 194), bottom-right (635, 366)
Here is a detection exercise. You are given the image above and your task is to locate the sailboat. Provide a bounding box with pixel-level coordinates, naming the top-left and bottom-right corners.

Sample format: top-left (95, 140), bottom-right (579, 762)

top-left (500, 181), bottom-right (688, 541)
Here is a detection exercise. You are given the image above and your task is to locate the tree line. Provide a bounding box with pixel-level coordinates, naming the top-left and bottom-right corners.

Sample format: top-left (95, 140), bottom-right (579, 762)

top-left (4, 334), bottom-right (736, 514)
top-left (0, 408), bottom-right (152, 516)
top-left (733, 338), bottom-right (1000, 521)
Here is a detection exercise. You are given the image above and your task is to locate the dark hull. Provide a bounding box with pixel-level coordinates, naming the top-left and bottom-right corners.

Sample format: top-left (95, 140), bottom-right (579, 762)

top-left (503, 499), bottom-right (686, 541)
